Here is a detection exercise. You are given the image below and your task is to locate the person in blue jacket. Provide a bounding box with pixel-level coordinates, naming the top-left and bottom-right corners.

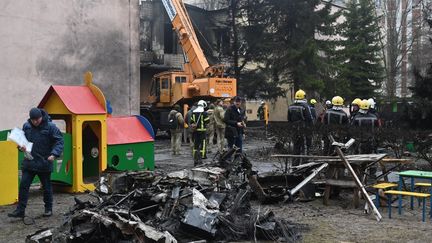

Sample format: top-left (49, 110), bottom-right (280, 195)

top-left (8, 108), bottom-right (64, 218)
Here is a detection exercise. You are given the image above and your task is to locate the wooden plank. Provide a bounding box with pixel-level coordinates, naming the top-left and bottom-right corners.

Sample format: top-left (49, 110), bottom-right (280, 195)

top-left (380, 158), bottom-right (413, 164)
top-left (326, 179), bottom-right (357, 187)
top-left (385, 190), bottom-right (430, 198)
top-left (372, 183), bottom-right (398, 189)
top-left (272, 154), bottom-right (386, 164)
top-left (329, 135), bottom-right (382, 221)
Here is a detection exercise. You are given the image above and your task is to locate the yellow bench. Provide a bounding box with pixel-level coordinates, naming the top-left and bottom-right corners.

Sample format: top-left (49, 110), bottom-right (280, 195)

top-left (414, 183), bottom-right (432, 206)
top-left (372, 183), bottom-right (398, 189)
top-left (415, 182), bottom-right (432, 187)
top-left (384, 190), bottom-right (430, 222)
top-left (372, 183), bottom-right (398, 208)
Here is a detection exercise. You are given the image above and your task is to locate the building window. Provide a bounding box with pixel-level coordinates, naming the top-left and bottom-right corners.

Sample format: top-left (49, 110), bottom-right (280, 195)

top-left (175, 76), bottom-right (187, 83)
top-left (161, 78), bottom-right (169, 89)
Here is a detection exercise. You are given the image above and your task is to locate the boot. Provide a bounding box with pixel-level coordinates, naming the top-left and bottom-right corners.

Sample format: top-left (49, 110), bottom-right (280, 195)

top-left (43, 209), bottom-right (52, 217)
top-left (8, 209), bottom-right (25, 218)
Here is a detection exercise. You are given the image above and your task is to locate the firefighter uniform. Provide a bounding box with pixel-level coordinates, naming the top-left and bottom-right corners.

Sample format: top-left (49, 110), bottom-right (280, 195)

top-left (322, 96), bottom-right (349, 155)
top-left (351, 99), bottom-right (380, 154)
top-left (191, 100), bottom-right (210, 165)
top-left (287, 90), bottom-right (314, 165)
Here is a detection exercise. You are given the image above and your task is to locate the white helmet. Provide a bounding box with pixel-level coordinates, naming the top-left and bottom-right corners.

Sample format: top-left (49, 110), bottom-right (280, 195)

top-left (197, 100), bottom-right (207, 108)
top-left (367, 98), bottom-right (376, 109)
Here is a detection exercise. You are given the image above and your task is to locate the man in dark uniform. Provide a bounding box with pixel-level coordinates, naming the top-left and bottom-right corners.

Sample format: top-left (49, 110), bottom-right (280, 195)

top-left (287, 89), bottom-right (313, 164)
top-left (349, 98), bottom-right (361, 123)
top-left (224, 96), bottom-right (245, 152)
top-left (322, 96), bottom-right (349, 155)
top-left (191, 100), bottom-right (210, 165)
top-left (351, 99), bottom-right (380, 154)
top-left (8, 108), bottom-right (64, 218)
top-left (309, 99), bottom-right (318, 122)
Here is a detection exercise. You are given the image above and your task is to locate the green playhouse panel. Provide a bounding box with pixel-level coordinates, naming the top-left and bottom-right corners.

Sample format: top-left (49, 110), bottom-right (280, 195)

top-left (107, 142), bottom-right (154, 171)
top-left (51, 133), bottom-right (73, 185)
top-left (0, 130), bottom-right (73, 185)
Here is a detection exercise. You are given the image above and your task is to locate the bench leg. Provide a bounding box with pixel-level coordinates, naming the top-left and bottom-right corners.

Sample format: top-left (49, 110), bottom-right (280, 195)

top-left (323, 185), bottom-right (331, 206)
top-left (411, 177), bottom-right (414, 210)
top-left (398, 192), bottom-right (402, 215)
top-left (376, 191), bottom-right (380, 208)
top-left (388, 194), bottom-right (392, 219)
top-left (398, 176), bottom-right (402, 215)
top-left (430, 179), bottom-right (432, 217)
top-left (423, 197), bottom-right (426, 222)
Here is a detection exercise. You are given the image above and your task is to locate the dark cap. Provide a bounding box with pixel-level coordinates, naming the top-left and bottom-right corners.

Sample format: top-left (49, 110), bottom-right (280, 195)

top-left (29, 108), bottom-right (42, 119)
top-left (234, 96), bottom-right (242, 102)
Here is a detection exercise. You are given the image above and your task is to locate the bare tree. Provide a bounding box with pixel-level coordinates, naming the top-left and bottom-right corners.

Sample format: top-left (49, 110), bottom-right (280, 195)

top-left (378, 0), bottom-right (427, 98)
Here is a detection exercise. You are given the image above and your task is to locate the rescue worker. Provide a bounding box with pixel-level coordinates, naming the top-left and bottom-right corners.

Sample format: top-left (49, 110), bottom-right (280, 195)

top-left (349, 98), bottom-right (362, 123)
top-left (224, 96), bottom-right (245, 151)
top-left (168, 105), bottom-right (184, 155)
top-left (190, 100), bottom-right (210, 165)
top-left (368, 98), bottom-right (379, 118)
top-left (351, 99), bottom-right (380, 154)
top-left (309, 99), bottom-right (318, 122)
top-left (8, 108), bottom-right (64, 218)
top-left (257, 101), bottom-right (266, 120)
top-left (319, 100), bottom-right (333, 123)
top-left (322, 96), bottom-right (349, 155)
top-left (287, 89), bottom-right (313, 164)
top-left (213, 99), bottom-right (226, 153)
top-left (185, 103), bottom-right (197, 147)
top-left (351, 99), bottom-right (381, 180)
top-left (325, 100), bottom-right (332, 109)
top-left (206, 103), bottom-right (215, 151)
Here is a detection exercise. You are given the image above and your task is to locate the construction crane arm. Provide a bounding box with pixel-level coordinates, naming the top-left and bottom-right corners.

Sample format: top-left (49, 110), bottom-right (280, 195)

top-left (162, 0), bottom-right (210, 78)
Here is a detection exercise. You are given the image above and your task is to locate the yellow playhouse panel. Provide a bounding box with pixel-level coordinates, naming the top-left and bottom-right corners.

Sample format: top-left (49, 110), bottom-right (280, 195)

top-left (0, 141), bottom-right (18, 205)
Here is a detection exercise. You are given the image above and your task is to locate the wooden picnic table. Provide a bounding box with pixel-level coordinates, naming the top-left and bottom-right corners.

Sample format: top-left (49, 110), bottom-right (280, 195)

top-left (271, 154), bottom-right (387, 171)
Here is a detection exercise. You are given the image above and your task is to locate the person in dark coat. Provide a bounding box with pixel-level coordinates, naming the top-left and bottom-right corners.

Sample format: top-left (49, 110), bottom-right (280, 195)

top-left (351, 99), bottom-right (380, 154)
top-left (224, 96), bottom-right (245, 151)
top-left (287, 90), bottom-right (313, 164)
top-left (309, 99), bottom-right (318, 122)
top-left (8, 108), bottom-right (64, 218)
top-left (322, 96), bottom-right (349, 155)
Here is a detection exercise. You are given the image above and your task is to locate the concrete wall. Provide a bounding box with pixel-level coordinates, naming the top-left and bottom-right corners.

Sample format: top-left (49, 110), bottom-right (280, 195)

top-left (0, 0), bottom-right (140, 130)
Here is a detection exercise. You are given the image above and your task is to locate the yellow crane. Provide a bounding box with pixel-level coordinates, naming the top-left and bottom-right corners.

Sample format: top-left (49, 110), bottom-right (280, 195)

top-left (141, 0), bottom-right (237, 134)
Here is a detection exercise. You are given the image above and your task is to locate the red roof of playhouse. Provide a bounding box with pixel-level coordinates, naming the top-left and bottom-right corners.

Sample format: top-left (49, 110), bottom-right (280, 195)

top-left (107, 116), bottom-right (154, 145)
top-left (39, 85), bottom-right (106, 114)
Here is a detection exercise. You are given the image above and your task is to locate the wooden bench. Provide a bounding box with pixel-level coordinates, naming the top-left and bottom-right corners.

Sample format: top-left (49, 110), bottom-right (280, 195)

top-left (414, 183), bottom-right (432, 206)
top-left (372, 183), bottom-right (398, 208)
top-left (384, 190), bottom-right (430, 222)
top-left (415, 182), bottom-right (432, 187)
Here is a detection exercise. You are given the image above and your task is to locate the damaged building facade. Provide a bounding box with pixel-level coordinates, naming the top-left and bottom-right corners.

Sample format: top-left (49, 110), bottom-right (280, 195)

top-left (139, 0), bottom-right (231, 105)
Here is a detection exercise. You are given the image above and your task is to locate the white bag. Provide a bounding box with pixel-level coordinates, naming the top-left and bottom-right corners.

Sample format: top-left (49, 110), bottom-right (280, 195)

top-left (7, 127), bottom-right (34, 160)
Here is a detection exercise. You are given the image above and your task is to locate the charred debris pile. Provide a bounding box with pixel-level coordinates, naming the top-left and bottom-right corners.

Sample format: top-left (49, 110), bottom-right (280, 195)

top-left (27, 149), bottom-right (307, 242)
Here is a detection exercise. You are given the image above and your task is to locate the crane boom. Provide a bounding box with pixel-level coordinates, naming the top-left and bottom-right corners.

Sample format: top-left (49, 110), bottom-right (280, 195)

top-left (162, 0), bottom-right (209, 78)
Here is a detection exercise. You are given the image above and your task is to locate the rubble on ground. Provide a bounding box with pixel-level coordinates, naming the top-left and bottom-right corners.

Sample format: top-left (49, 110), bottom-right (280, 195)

top-left (26, 150), bottom-right (307, 242)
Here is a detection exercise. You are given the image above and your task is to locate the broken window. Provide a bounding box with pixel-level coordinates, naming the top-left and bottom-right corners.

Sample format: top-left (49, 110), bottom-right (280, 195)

top-left (164, 23), bottom-right (178, 54)
top-left (215, 28), bottom-right (230, 55)
top-left (150, 78), bottom-right (159, 96)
